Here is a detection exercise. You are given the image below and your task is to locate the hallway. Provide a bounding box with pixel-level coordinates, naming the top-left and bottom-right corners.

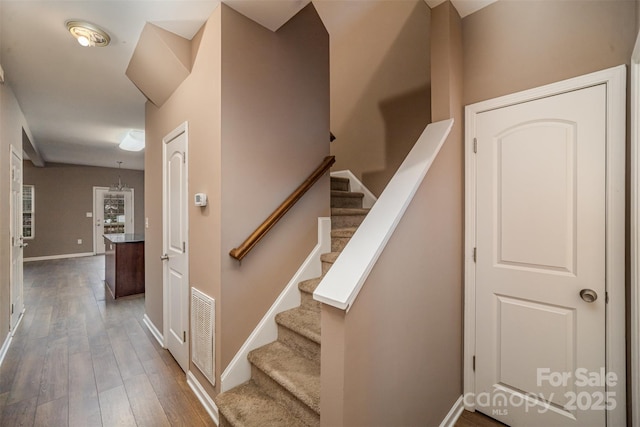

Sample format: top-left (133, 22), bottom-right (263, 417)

top-left (0, 256), bottom-right (214, 426)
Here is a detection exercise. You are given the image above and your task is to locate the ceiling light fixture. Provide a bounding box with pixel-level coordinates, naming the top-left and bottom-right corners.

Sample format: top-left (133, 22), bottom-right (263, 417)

top-left (66, 20), bottom-right (111, 47)
top-left (119, 130), bottom-right (145, 152)
top-left (110, 161), bottom-right (130, 192)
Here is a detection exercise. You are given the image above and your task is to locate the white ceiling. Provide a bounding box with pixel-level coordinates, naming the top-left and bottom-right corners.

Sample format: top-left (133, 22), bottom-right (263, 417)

top-left (0, 0), bottom-right (222, 170)
top-left (0, 0), bottom-right (494, 171)
top-left (425, 0), bottom-right (497, 18)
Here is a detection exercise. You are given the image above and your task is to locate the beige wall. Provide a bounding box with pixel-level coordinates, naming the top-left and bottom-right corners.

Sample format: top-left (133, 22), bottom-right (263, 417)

top-left (144, 7), bottom-right (222, 396)
top-left (219, 3), bottom-right (330, 371)
top-left (22, 162), bottom-right (144, 258)
top-left (463, 0), bottom-right (636, 105)
top-left (315, 0), bottom-right (431, 196)
top-left (320, 4), bottom-right (463, 425)
top-left (0, 84), bottom-right (32, 338)
top-left (144, 3), bottom-right (329, 395)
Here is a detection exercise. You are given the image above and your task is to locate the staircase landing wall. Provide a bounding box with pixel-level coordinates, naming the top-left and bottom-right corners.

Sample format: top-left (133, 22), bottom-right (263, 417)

top-left (219, 3), bottom-right (330, 376)
top-left (320, 4), bottom-right (464, 425)
top-left (321, 126), bottom-right (462, 425)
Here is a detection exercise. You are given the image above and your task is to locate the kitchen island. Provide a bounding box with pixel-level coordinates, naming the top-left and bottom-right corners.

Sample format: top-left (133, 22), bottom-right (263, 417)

top-left (104, 233), bottom-right (145, 298)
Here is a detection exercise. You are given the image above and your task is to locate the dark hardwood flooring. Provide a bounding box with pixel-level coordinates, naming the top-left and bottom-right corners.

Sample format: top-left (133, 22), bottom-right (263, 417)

top-left (455, 410), bottom-right (508, 427)
top-left (0, 255), bottom-right (214, 427)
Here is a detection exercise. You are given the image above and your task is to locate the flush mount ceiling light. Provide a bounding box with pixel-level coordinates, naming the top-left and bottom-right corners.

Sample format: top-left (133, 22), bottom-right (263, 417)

top-left (119, 130), bottom-right (145, 152)
top-left (66, 20), bottom-right (111, 47)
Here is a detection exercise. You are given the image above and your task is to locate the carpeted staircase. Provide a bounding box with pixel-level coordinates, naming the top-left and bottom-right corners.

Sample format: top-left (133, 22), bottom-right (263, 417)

top-left (215, 176), bottom-right (369, 426)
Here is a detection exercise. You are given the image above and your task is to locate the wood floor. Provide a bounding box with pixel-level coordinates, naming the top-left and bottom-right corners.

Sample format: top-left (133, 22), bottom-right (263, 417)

top-left (0, 256), bottom-right (215, 427)
top-left (455, 410), bottom-right (507, 427)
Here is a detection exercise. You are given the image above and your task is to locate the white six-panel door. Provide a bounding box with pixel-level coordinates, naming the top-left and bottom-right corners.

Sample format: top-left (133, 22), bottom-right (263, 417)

top-left (10, 146), bottom-right (24, 331)
top-left (163, 123), bottom-right (189, 372)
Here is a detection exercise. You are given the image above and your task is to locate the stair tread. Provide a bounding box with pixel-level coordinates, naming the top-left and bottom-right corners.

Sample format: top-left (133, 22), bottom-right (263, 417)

top-left (216, 380), bottom-right (306, 427)
top-left (320, 252), bottom-right (340, 263)
top-left (330, 190), bottom-right (364, 198)
top-left (331, 207), bottom-right (369, 216)
top-left (331, 227), bottom-right (357, 237)
top-left (276, 307), bottom-right (320, 344)
top-left (299, 277), bottom-right (322, 295)
top-left (330, 176), bottom-right (349, 184)
top-left (249, 341), bottom-right (320, 414)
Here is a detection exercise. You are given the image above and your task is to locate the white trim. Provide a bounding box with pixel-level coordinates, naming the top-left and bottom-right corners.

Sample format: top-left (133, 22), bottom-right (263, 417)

top-left (93, 186), bottom-right (109, 255)
top-left (463, 65), bottom-right (627, 425)
top-left (11, 307), bottom-right (25, 336)
top-left (630, 29), bottom-right (640, 427)
top-left (187, 370), bottom-right (219, 426)
top-left (314, 119), bottom-right (453, 311)
top-left (23, 252), bottom-right (95, 262)
top-left (439, 395), bottom-right (464, 427)
top-left (0, 332), bottom-right (12, 368)
top-left (143, 313), bottom-right (165, 348)
top-left (330, 170), bottom-right (377, 208)
top-left (221, 217), bottom-right (331, 392)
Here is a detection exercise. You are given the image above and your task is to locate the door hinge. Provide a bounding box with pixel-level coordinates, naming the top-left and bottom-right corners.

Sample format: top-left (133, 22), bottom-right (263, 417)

top-left (183, 242), bottom-right (186, 253)
top-left (11, 304), bottom-right (14, 315)
top-left (473, 247), bottom-right (477, 263)
top-left (606, 292), bottom-right (609, 304)
top-left (473, 355), bottom-right (476, 371)
top-left (183, 331), bottom-right (186, 342)
top-left (473, 138), bottom-right (478, 153)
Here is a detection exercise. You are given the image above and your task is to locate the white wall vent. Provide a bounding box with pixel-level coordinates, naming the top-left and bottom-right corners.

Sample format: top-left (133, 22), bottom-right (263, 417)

top-left (191, 287), bottom-right (215, 385)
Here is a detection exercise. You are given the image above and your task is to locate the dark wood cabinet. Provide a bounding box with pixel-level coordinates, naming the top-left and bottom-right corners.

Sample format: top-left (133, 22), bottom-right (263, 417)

top-left (104, 234), bottom-right (145, 298)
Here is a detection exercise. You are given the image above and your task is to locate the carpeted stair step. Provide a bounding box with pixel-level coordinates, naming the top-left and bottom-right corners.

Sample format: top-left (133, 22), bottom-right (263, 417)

top-left (331, 227), bottom-right (357, 252)
top-left (249, 341), bottom-right (320, 426)
top-left (321, 252), bottom-right (340, 275)
top-left (330, 176), bottom-right (350, 192)
top-left (331, 190), bottom-right (364, 209)
top-left (276, 307), bottom-right (320, 362)
top-left (216, 380), bottom-right (306, 427)
top-left (331, 208), bottom-right (369, 229)
top-left (299, 277), bottom-right (322, 312)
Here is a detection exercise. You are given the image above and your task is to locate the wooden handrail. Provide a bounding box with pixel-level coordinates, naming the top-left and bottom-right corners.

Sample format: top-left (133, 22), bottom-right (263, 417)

top-left (229, 155), bottom-right (336, 261)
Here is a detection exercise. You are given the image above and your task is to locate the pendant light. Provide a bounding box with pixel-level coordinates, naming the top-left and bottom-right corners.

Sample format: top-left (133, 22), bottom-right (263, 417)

top-left (110, 161), bottom-right (130, 192)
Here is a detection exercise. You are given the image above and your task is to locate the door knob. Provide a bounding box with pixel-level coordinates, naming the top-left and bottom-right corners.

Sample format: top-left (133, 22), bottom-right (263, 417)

top-left (160, 254), bottom-right (169, 261)
top-left (580, 289), bottom-right (598, 303)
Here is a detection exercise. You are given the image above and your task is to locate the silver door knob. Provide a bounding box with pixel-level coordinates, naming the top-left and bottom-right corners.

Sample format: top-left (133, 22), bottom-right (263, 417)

top-left (580, 289), bottom-right (598, 303)
top-left (160, 254), bottom-right (169, 261)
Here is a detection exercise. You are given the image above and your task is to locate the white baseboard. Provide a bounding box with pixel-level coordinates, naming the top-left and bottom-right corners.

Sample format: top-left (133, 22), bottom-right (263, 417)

top-left (24, 252), bottom-right (95, 262)
top-left (220, 217), bottom-right (331, 392)
top-left (440, 395), bottom-right (464, 427)
top-left (143, 314), bottom-right (165, 348)
top-left (331, 170), bottom-right (377, 208)
top-left (0, 332), bottom-right (12, 368)
top-left (187, 370), bottom-right (219, 426)
top-left (11, 308), bottom-right (25, 337)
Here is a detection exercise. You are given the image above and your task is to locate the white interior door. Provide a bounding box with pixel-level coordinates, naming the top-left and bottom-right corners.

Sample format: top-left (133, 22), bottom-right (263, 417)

top-left (10, 146), bottom-right (24, 331)
top-left (474, 85), bottom-right (608, 426)
top-left (163, 123), bottom-right (189, 372)
top-left (94, 187), bottom-right (134, 255)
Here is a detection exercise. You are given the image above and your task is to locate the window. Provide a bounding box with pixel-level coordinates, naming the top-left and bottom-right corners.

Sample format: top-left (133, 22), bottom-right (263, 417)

top-left (103, 193), bottom-right (126, 234)
top-left (23, 185), bottom-right (34, 239)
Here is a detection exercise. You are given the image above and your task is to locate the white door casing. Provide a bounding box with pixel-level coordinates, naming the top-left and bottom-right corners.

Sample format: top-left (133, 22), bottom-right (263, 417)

top-left (10, 145), bottom-right (24, 331)
top-left (629, 28), bottom-right (640, 427)
top-left (464, 66), bottom-right (626, 426)
top-left (93, 187), bottom-right (134, 255)
top-left (163, 122), bottom-right (189, 372)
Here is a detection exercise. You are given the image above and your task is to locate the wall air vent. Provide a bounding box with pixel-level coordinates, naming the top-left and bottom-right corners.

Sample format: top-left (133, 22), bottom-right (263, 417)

top-left (191, 287), bottom-right (215, 385)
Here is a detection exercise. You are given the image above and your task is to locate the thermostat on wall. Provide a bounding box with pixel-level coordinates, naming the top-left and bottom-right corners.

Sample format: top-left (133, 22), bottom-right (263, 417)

top-left (195, 193), bottom-right (208, 207)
